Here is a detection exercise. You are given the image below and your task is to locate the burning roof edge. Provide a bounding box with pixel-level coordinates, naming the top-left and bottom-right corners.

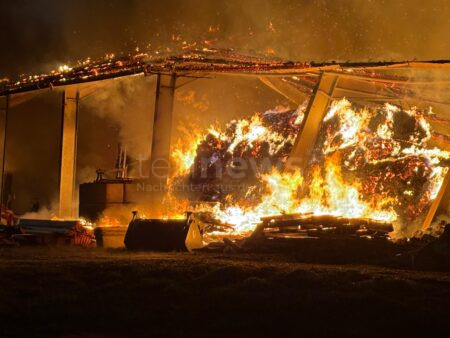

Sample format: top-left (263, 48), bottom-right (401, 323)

top-left (1, 49), bottom-right (450, 96)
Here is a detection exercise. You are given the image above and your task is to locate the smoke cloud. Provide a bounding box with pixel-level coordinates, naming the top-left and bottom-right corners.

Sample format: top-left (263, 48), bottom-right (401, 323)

top-left (1, 0), bottom-right (450, 78)
top-left (81, 75), bottom-right (155, 161)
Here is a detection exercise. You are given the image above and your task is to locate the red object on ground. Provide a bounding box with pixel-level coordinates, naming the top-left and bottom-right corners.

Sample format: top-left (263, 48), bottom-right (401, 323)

top-left (1, 206), bottom-right (14, 226)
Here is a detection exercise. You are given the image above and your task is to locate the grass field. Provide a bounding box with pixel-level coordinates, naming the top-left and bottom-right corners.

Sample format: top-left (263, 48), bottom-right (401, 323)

top-left (0, 246), bottom-right (449, 337)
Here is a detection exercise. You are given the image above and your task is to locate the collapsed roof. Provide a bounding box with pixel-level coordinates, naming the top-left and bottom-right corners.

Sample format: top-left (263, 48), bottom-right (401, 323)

top-left (2, 48), bottom-right (450, 145)
top-left (1, 48), bottom-right (450, 96)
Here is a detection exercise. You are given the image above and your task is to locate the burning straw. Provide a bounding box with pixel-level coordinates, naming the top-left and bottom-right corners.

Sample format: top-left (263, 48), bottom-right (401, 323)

top-left (167, 99), bottom-right (450, 238)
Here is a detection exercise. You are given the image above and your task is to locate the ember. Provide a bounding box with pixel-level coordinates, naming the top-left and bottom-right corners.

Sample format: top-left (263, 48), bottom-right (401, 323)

top-left (2, 2), bottom-right (450, 336)
top-left (167, 99), bottom-right (450, 239)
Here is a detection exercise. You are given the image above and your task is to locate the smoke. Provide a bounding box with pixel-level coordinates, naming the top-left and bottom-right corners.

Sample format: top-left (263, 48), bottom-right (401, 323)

top-left (172, 75), bottom-right (290, 137)
top-left (3, 91), bottom-right (62, 214)
top-left (2, 0), bottom-right (450, 78)
top-left (81, 75), bottom-right (155, 162)
top-left (20, 199), bottom-right (59, 220)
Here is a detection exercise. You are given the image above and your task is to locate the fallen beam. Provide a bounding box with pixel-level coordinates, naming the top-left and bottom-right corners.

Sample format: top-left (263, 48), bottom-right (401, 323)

top-left (258, 76), bottom-right (309, 105)
top-left (421, 168), bottom-right (450, 232)
top-left (289, 72), bottom-right (339, 167)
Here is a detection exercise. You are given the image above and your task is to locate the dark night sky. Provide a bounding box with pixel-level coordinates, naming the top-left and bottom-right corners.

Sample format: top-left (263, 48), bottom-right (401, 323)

top-left (1, 0), bottom-right (450, 79)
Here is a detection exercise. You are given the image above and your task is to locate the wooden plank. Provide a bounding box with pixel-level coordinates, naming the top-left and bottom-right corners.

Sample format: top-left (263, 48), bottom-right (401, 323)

top-left (260, 213), bottom-right (393, 232)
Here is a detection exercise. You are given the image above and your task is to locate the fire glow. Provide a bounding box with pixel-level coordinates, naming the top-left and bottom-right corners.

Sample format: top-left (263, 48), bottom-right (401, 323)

top-left (168, 99), bottom-right (450, 238)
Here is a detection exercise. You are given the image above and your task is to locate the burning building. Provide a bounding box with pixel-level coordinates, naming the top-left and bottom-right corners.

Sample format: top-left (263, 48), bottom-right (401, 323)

top-left (1, 49), bottom-right (450, 247)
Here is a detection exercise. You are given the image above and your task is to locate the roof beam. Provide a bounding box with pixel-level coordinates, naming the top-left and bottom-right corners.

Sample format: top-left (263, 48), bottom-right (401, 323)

top-left (258, 76), bottom-right (309, 105)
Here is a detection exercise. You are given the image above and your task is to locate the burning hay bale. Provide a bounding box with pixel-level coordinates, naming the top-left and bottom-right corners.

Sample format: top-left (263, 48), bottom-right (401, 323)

top-left (171, 105), bottom-right (304, 203)
top-left (165, 98), bottom-right (450, 242)
top-left (313, 99), bottom-right (450, 236)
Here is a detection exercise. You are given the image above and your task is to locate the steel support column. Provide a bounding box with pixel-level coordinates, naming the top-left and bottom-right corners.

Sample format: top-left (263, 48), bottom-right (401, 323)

top-left (59, 87), bottom-right (79, 218)
top-left (149, 73), bottom-right (176, 188)
top-left (289, 72), bottom-right (339, 167)
top-left (0, 95), bottom-right (9, 206)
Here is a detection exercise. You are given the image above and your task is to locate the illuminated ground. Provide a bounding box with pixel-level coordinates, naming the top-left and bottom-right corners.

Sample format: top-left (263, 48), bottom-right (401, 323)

top-left (0, 246), bottom-right (449, 337)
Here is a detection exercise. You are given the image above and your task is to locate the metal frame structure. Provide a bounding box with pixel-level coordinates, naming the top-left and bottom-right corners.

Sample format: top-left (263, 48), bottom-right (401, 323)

top-left (0, 71), bottom-right (199, 217)
top-left (289, 70), bottom-right (407, 162)
top-left (0, 53), bottom-right (449, 230)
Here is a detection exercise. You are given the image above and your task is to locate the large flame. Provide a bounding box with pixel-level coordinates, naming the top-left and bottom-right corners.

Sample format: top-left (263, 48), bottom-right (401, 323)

top-left (169, 98), bottom-right (450, 238)
top-left (320, 99), bottom-right (449, 236)
top-left (211, 153), bottom-right (397, 234)
top-left (171, 136), bottom-right (204, 175)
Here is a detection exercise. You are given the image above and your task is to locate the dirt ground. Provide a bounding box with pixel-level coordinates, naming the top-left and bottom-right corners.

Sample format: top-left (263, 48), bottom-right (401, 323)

top-left (0, 246), bottom-right (449, 337)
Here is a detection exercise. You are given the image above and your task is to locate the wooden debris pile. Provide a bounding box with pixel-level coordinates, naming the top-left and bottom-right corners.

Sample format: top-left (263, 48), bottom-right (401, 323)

top-left (197, 213), bottom-right (394, 254)
top-left (251, 213), bottom-right (394, 240)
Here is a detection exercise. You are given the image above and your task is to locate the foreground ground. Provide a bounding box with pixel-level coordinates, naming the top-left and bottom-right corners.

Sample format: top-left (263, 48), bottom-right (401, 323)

top-left (0, 246), bottom-right (449, 337)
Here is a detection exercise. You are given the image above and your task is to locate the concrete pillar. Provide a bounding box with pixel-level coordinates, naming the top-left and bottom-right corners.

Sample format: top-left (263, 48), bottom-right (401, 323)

top-left (0, 95), bottom-right (8, 206)
top-left (59, 87), bottom-right (79, 218)
top-left (289, 72), bottom-right (339, 168)
top-left (149, 73), bottom-right (176, 188)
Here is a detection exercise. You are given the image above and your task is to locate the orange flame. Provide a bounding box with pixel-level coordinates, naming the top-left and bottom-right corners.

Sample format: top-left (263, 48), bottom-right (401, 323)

top-left (166, 99), bottom-right (450, 237)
